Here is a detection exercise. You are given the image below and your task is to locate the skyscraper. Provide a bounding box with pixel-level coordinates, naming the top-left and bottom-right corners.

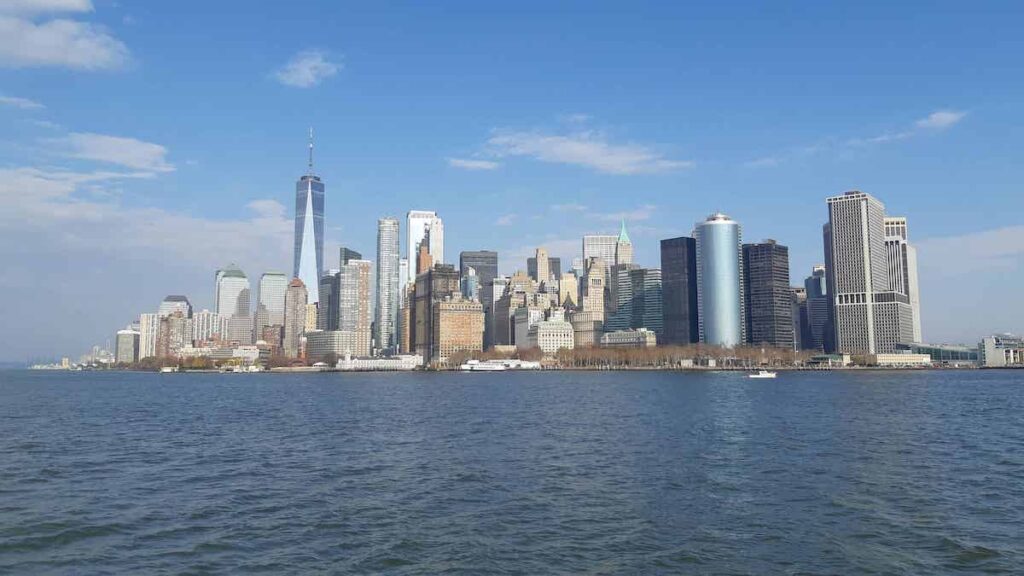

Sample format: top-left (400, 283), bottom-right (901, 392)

top-left (825, 191), bottom-right (914, 354)
top-left (694, 213), bottom-right (745, 347)
top-left (411, 264), bottom-right (461, 358)
top-left (115, 328), bottom-right (140, 364)
top-left (884, 216), bottom-right (922, 342)
top-left (660, 236), bottom-right (699, 345)
top-left (406, 210), bottom-right (444, 285)
top-left (742, 240), bottom-right (794, 349)
top-left (215, 264), bottom-right (252, 344)
top-left (158, 295), bottom-right (193, 318)
top-left (294, 130), bottom-right (325, 303)
top-left (615, 220), bottom-right (634, 266)
top-left (606, 267), bottom-right (663, 336)
top-left (376, 217), bottom-right (401, 354)
top-left (582, 234), bottom-right (618, 267)
top-left (534, 247), bottom-right (550, 286)
top-left (339, 247), bottom-right (362, 267)
top-left (803, 265), bottom-right (829, 351)
top-left (338, 259), bottom-right (373, 357)
top-left (138, 313), bottom-right (159, 359)
top-left (283, 278), bottom-right (308, 358)
top-left (192, 309), bottom-right (227, 344)
top-left (255, 272), bottom-right (287, 339)
top-left (318, 270), bottom-right (341, 330)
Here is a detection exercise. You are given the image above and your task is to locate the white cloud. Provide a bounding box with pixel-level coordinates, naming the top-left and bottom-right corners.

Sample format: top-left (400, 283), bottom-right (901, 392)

top-left (0, 0), bottom-right (92, 14)
top-left (55, 132), bottom-right (174, 172)
top-left (274, 50), bottom-right (340, 88)
top-left (495, 213), bottom-right (516, 226)
top-left (0, 15), bottom-right (128, 70)
top-left (447, 157), bottom-right (500, 171)
top-left (487, 129), bottom-right (693, 175)
top-left (0, 94), bottom-right (44, 109)
top-left (917, 225), bottom-right (1024, 275)
top-left (915, 110), bottom-right (967, 130)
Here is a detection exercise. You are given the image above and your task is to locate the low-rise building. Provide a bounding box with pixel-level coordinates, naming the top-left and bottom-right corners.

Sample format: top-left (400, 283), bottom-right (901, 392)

top-left (337, 354), bottom-right (423, 371)
top-left (600, 328), bottom-right (657, 348)
top-left (305, 330), bottom-right (363, 361)
top-left (870, 353), bottom-right (932, 367)
top-left (528, 316), bottom-right (575, 356)
top-left (978, 334), bottom-right (1024, 367)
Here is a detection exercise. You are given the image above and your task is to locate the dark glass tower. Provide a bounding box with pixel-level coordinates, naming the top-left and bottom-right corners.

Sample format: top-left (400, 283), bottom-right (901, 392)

top-left (742, 240), bottom-right (794, 349)
top-left (459, 250), bottom-right (499, 348)
top-left (660, 236), bottom-right (699, 345)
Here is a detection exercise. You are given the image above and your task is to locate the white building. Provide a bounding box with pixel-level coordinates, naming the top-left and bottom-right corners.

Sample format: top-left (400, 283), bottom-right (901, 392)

top-left (138, 313), bottom-right (159, 359)
top-left (192, 309), bottom-right (227, 344)
top-left (256, 272), bottom-right (288, 337)
top-left (582, 234), bottom-right (618, 267)
top-left (376, 217), bottom-right (401, 353)
top-left (978, 334), bottom-right (1024, 367)
top-left (215, 264), bottom-right (252, 345)
top-left (514, 306), bottom-right (547, 350)
top-left (528, 316), bottom-right (575, 356)
top-left (884, 217), bottom-right (922, 343)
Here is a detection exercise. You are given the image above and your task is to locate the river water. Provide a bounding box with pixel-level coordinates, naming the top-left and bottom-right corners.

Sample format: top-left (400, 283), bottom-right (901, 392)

top-left (1, 369), bottom-right (1022, 573)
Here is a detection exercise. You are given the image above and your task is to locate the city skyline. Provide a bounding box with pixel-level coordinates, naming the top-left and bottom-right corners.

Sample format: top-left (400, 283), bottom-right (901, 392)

top-left (2, 1), bottom-right (1023, 361)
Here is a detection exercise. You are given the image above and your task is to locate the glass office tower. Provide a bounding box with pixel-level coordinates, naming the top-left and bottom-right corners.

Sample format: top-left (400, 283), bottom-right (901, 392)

top-left (694, 213), bottom-right (744, 347)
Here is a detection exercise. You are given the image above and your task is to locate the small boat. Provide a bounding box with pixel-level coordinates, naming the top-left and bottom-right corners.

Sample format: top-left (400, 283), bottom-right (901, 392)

top-left (748, 369), bottom-right (777, 379)
top-left (159, 366), bottom-right (178, 373)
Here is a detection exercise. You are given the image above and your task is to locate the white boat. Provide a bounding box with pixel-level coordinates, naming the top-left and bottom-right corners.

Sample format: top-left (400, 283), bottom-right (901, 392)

top-left (748, 369), bottom-right (777, 379)
top-left (460, 360), bottom-right (507, 372)
top-left (159, 366), bottom-right (178, 373)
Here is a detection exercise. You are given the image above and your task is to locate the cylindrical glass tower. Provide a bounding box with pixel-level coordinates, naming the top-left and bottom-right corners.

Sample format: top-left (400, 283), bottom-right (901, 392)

top-left (694, 213), bottom-right (744, 347)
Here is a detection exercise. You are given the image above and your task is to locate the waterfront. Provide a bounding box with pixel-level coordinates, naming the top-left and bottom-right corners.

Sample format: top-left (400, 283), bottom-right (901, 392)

top-left (1, 370), bottom-right (1022, 573)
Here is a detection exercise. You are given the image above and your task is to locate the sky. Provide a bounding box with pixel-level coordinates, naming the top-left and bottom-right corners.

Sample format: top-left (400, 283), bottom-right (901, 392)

top-left (1, 0), bottom-right (1023, 362)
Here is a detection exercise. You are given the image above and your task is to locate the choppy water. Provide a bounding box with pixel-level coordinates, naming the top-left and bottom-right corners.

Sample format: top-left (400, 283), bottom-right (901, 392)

top-left (1, 369), bottom-right (1022, 574)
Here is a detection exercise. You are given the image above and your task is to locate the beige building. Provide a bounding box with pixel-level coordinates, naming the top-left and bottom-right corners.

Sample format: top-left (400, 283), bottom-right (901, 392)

top-left (570, 309), bottom-right (604, 348)
top-left (581, 258), bottom-right (606, 317)
top-left (432, 297), bottom-right (484, 364)
top-left (283, 278), bottom-right (308, 358)
top-left (528, 312), bottom-right (575, 356)
top-left (559, 272), bottom-right (578, 308)
top-left (339, 259), bottom-right (373, 357)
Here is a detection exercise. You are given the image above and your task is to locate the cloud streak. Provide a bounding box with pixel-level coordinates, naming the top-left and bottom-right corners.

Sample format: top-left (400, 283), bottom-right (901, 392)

top-left (55, 132), bottom-right (174, 172)
top-left (487, 129), bottom-right (693, 175)
top-left (447, 157), bottom-right (500, 171)
top-left (274, 50), bottom-right (340, 88)
top-left (0, 94), bottom-right (45, 109)
top-left (0, 14), bottom-right (129, 70)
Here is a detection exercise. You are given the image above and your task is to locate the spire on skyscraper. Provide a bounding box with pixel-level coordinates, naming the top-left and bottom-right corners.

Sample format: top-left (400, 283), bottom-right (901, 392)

top-left (308, 126), bottom-right (314, 175)
top-left (618, 219), bottom-right (631, 244)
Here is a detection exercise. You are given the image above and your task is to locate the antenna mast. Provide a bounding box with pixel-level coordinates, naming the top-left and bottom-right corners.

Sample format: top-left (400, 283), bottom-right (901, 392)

top-left (307, 127), bottom-right (314, 175)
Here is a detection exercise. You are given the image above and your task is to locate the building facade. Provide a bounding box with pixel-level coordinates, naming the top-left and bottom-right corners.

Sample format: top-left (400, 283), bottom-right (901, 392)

top-left (607, 267), bottom-right (663, 335)
top-left (694, 213), bottom-right (745, 347)
top-left (294, 137), bottom-right (325, 303)
top-left (803, 265), bottom-right (830, 351)
top-left (138, 312), bottom-right (159, 359)
top-left (376, 217), bottom-right (401, 354)
top-left (406, 210), bottom-right (444, 286)
top-left (660, 236), bottom-right (699, 345)
top-left (431, 297), bottom-right (484, 364)
top-left (600, 328), bottom-right (658, 348)
top-left (884, 216), bottom-right (922, 342)
top-left (742, 240), bottom-right (794, 349)
top-left (283, 278), bottom-right (308, 358)
top-left (115, 328), bottom-right (140, 364)
top-left (158, 295), bottom-right (192, 319)
top-left (338, 259), bottom-right (373, 357)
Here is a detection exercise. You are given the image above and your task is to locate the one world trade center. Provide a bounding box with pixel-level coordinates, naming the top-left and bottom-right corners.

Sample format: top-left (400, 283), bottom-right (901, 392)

top-left (294, 128), bottom-right (325, 303)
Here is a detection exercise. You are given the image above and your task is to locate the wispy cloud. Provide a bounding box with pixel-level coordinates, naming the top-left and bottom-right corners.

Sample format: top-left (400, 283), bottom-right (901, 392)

top-left (0, 0), bottom-right (129, 71)
top-left (274, 50), bottom-right (340, 88)
top-left (915, 110), bottom-right (967, 130)
top-left (55, 132), bottom-right (174, 172)
top-left (487, 129), bottom-right (693, 175)
top-left (747, 109), bottom-right (969, 168)
top-left (0, 94), bottom-right (44, 109)
top-left (917, 225), bottom-right (1024, 275)
top-left (495, 213), bottom-right (517, 226)
top-left (447, 157), bottom-right (500, 171)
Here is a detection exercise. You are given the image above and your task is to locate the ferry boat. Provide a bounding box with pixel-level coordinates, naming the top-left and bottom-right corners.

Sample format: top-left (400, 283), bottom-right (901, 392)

top-left (460, 360), bottom-right (507, 372)
top-left (159, 366), bottom-right (178, 373)
top-left (748, 369), bottom-right (777, 379)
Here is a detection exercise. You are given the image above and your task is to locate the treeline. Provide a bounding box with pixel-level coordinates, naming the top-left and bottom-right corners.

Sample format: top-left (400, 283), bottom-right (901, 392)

top-left (555, 344), bottom-right (814, 368)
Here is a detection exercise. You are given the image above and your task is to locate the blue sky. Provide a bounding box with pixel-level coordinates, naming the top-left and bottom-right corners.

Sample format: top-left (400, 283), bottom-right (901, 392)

top-left (1, 0), bottom-right (1023, 361)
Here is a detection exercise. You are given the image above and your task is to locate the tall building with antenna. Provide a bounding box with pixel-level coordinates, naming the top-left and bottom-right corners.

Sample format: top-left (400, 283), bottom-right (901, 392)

top-left (294, 128), bottom-right (325, 303)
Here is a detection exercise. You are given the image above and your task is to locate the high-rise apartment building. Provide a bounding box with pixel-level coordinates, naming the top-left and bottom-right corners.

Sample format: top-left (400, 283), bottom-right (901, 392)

top-left (283, 278), bottom-right (308, 358)
top-left (139, 313), bottom-right (159, 359)
top-left (406, 210), bottom-right (444, 285)
top-left (192, 309), bottom-right (227, 344)
top-left (411, 264), bottom-right (461, 358)
top-left (660, 236), bottom-right (699, 345)
top-left (694, 213), bottom-right (745, 347)
top-left (742, 240), bottom-right (794, 349)
top-left (156, 312), bottom-right (191, 359)
top-left (376, 217), bottom-right (401, 354)
top-left (294, 131), bottom-right (325, 303)
top-left (338, 259), bottom-right (373, 357)
top-left (825, 191), bottom-right (914, 354)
